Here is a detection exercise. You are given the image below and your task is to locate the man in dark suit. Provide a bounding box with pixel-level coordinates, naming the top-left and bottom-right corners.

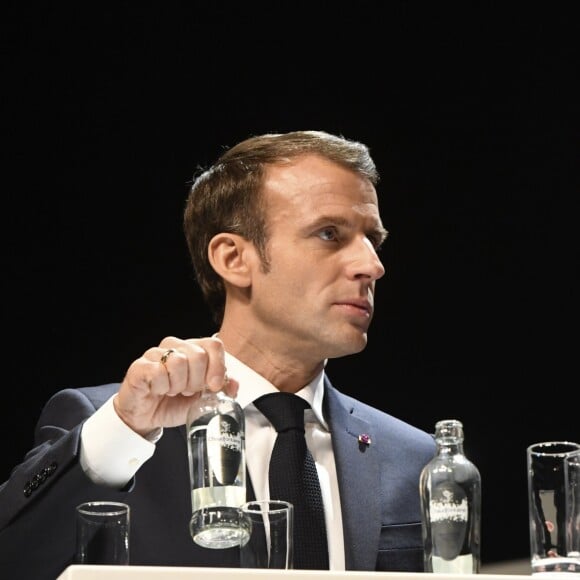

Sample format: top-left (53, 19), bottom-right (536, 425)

top-left (0, 130), bottom-right (435, 578)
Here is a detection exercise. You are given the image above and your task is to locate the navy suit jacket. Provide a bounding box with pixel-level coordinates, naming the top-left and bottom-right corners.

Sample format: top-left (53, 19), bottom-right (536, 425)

top-left (0, 379), bottom-right (435, 578)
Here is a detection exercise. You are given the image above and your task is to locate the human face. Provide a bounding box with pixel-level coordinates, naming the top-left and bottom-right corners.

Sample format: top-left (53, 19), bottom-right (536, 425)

top-left (248, 154), bottom-right (387, 364)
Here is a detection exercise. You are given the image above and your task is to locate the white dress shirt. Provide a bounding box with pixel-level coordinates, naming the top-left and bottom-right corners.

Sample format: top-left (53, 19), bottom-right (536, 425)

top-left (80, 352), bottom-right (345, 569)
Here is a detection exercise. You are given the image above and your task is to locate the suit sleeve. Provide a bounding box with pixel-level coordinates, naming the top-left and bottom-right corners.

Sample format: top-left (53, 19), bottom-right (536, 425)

top-left (0, 386), bottom-right (129, 578)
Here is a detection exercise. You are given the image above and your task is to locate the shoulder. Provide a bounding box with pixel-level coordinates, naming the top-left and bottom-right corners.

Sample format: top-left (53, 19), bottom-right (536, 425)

top-left (46, 382), bottom-right (121, 407)
top-left (76, 383), bottom-right (122, 407)
top-left (324, 378), bottom-right (435, 452)
top-left (39, 383), bottom-right (121, 426)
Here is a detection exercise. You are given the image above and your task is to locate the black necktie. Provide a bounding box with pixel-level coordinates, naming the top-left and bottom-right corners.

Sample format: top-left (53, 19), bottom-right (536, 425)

top-left (253, 392), bottom-right (329, 570)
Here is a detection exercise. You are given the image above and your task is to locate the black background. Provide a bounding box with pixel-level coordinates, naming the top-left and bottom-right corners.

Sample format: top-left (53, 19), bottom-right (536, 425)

top-left (2, 2), bottom-right (578, 566)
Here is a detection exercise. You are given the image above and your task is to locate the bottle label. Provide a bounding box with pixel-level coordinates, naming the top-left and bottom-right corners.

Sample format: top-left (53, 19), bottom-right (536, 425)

top-left (207, 414), bottom-right (242, 486)
top-left (430, 482), bottom-right (469, 560)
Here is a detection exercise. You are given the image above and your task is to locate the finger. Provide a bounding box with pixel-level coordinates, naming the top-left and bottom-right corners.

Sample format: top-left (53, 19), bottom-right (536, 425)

top-left (183, 336), bottom-right (228, 392)
top-left (223, 375), bottom-right (239, 398)
top-left (132, 338), bottom-right (188, 397)
top-left (152, 337), bottom-right (202, 396)
top-left (147, 336), bottom-right (230, 396)
top-left (124, 355), bottom-right (171, 397)
top-left (156, 346), bottom-right (190, 396)
top-left (158, 339), bottom-right (237, 398)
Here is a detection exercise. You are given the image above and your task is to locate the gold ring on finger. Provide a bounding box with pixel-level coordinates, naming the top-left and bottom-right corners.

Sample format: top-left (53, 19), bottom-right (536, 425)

top-left (160, 348), bottom-right (175, 366)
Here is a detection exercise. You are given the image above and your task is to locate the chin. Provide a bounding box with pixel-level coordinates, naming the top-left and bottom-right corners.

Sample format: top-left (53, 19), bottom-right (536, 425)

top-left (327, 333), bottom-right (368, 358)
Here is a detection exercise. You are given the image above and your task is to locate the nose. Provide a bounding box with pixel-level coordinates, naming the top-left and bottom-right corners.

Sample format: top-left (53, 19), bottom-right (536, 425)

top-left (347, 237), bottom-right (386, 281)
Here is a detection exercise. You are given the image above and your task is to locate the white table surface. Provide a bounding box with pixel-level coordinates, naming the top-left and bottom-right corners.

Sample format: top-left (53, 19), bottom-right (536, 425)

top-left (56, 565), bottom-right (536, 580)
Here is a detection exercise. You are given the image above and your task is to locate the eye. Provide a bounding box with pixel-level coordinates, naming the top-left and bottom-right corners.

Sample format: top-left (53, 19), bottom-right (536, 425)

top-left (318, 227), bottom-right (338, 242)
top-left (367, 229), bottom-right (388, 251)
top-left (368, 235), bottom-right (383, 251)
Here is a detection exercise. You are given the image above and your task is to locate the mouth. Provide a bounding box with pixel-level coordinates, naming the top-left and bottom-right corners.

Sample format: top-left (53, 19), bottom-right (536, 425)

top-left (333, 299), bottom-right (373, 318)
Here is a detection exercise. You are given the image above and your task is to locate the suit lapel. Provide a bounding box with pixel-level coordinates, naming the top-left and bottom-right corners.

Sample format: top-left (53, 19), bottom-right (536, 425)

top-left (324, 381), bottom-right (381, 571)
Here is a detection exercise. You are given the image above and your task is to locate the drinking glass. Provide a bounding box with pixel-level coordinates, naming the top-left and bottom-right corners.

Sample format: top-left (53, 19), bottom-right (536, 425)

top-left (527, 441), bottom-right (580, 574)
top-left (240, 500), bottom-right (293, 569)
top-left (75, 501), bottom-right (130, 565)
top-left (564, 450), bottom-right (580, 564)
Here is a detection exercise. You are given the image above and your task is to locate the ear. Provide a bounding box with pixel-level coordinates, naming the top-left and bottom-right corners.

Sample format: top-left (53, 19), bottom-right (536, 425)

top-left (208, 233), bottom-right (254, 288)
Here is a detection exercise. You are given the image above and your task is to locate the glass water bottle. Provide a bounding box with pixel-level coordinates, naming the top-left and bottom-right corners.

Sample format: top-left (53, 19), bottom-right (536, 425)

top-left (419, 419), bottom-right (481, 573)
top-left (186, 388), bottom-right (249, 549)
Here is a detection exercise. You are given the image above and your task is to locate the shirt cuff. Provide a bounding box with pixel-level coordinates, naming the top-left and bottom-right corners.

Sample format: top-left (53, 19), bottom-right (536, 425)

top-left (80, 394), bottom-right (162, 487)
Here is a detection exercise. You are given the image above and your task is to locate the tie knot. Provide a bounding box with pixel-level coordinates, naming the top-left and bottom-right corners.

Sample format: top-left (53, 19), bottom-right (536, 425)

top-left (253, 392), bottom-right (309, 433)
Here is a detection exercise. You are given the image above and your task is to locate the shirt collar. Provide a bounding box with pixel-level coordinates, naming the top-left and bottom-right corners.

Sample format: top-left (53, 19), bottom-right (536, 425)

top-left (224, 351), bottom-right (329, 430)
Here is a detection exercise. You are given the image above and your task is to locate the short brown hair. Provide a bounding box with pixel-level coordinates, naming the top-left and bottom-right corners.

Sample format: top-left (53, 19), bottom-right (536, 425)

top-left (183, 130), bottom-right (379, 325)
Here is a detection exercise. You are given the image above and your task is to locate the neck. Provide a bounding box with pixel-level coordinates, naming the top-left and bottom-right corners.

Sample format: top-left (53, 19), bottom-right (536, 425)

top-left (217, 325), bottom-right (325, 393)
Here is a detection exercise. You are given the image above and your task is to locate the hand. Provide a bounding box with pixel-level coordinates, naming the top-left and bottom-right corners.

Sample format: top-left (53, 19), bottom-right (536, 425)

top-left (113, 336), bottom-right (238, 437)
